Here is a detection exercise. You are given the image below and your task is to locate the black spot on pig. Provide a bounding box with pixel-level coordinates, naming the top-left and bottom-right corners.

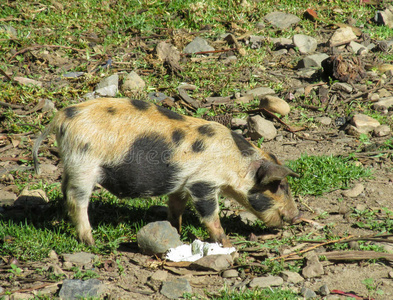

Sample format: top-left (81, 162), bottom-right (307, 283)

top-left (189, 181), bottom-right (215, 199)
top-left (156, 105), bottom-right (185, 121)
top-left (231, 131), bottom-right (254, 157)
top-left (107, 107), bottom-right (116, 114)
top-left (100, 133), bottom-right (180, 198)
top-left (130, 99), bottom-right (151, 111)
top-left (198, 125), bottom-right (215, 137)
top-left (172, 129), bottom-right (185, 146)
top-left (65, 107), bottom-right (78, 119)
top-left (268, 153), bottom-right (279, 164)
top-left (189, 182), bottom-right (217, 218)
top-left (59, 124), bottom-right (66, 137)
top-left (248, 192), bottom-right (274, 212)
top-left (192, 139), bottom-right (205, 153)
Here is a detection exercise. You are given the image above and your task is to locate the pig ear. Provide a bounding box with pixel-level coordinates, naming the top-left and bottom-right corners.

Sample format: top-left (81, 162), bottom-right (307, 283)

top-left (256, 160), bottom-right (299, 185)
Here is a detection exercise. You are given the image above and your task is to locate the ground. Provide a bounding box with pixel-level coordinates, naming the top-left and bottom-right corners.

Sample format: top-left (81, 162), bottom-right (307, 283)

top-left (1, 1), bottom-right (393, 299)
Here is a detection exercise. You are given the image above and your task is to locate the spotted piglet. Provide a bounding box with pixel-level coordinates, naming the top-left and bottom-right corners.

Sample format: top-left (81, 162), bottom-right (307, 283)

top-left (33, 98), bottom-right (300, 247)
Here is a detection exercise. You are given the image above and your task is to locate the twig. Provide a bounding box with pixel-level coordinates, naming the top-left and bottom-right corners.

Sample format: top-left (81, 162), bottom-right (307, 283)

top-left (343, 78), bottom-right (393, 103)
top-left (0, 101), bottom-right (24, 109)
top-left (181, 48), bottom-right (237, 56)
top-left (270, 235), bottom-right (355, 261)
top-left (0, 281), bottom-right (61, 296)
top-left (9, 44), bottom-right (85, 62)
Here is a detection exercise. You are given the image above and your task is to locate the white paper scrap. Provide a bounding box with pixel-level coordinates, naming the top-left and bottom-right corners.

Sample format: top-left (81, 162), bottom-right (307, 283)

top-left (165, 239), bottom-right (236, 262)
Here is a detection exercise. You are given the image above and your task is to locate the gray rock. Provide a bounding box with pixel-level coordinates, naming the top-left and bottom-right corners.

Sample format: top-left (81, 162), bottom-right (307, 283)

top-left (123, 71), bottom-right (145, 92)
top-left (329, 27), bottom-right (357, 47)
top-left (48, 250), bottom-right (59, 261)
top-left (319, 284), bottom-right (330, 296)
top-left (296, 68), bottom-right (319, 78)
top-left (59, 279), bottom-right (105, 300)
top-left (350, 114), bottom-right (380, 134)
top-left (0, 190), bottom-right (17, 207)
top-left (137, 221), bottom-right (182, 255)
top-left (42, 99), bottom-right (56, 112)
top-left (183, 36), bottom-right (214, 54)
top-left (259, 95), bottom-right (291, 116)
top-left (38, 163), bottom-right (58, 175)
top-left (95, 74), bottom-right (119, 96)
top-left (222, 269), bottom-right (239, 278)
top-left (332, 82), bottom-right (353, 93)
top-left (249, 35), bottom-right (266, 49)
top-left (14, 188), bottom-right (49, 206)
top-left (249, 275), bottom-right (284, 288)
top-left (373, 96), bottom-right (393, 110)
top-left (264, 12), bottom-right (301, 29)
top-left (150, 270), bottom-right (168, 281)
top-left (272, 49), bottom-right (288, 56)
top-left (271, 37), bottom-right (293, 47)
top-left (373, 125), bottom-right (391, 137)
top-left (14, 77), bottom-right (43, 88)
top-left (246, 87), bottom-right (275, 98)
top-left (302, 252), bottom-right (324, 278)
top-left (239, 211), bottom-right (258, 224)
top-left (9, 292), bottom-right (34, 299)
top-left (315, 116), bottom-right (332, 125)
top-left (62, 252), bottom-right (96, 266)
top-left (348, 41), bottom-right (368, 55)
top-left (160, 278), bottom-right (192, 299)
top-left (301, 287), bottom-right (317, 299)
top-left (375, 6), bottom-right (393, 28)
top-left (231, 118), bottom-right (248, 128)
top-left (190, 254), bottom-right (233, 272)
top-left (342, 183), bottom-right (364, 198)
top-left (293, 34), bottom-right (317, 54)
top-left (63, 72), bottom-right (85, 78)
top-left (297, 53), bottom-right (329, 68)
top-left (247, 115), bottom-right (277, 141)
top-left (280, 271), bottom-right (304, 284)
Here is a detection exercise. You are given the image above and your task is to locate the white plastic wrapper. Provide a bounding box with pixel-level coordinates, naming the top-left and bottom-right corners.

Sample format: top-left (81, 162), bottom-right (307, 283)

top-left (165, 239), bottom-right (236, 262)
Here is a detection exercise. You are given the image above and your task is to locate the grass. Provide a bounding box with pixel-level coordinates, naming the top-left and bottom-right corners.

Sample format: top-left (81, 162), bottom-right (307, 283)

top-left (1, 0), bottom-right (393, 298)
top-left (287, 154), bottom-right (372, 196)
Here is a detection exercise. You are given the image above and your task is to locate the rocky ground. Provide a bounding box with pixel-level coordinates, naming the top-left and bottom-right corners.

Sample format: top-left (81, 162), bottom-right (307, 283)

top-left (1, 3), bottom-right (393, 300)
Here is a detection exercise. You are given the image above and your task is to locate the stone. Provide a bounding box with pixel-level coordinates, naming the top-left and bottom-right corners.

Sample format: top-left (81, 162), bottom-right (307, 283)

top-left (150, 270), bottom-right (168, 282)
top-left (319, 284), bottom-right (330, 296)
top-left (302, 252), bottom-right (324, 278)
top-left (301, 287), bottom-right (318, 299)
top-left (332, 82), bottom-right (353, 93)
top-left (14, 188), bottom-right (49, 206)
top-left (350, 114), bottom-right (380, 134)
top-left (346, 125), bottom-right (362, 137)
top-left (231, 118), bottom-right (248, 128)
top-left (14, 77), bottom-right (43, 88)
top-left (9, 292), bottom-right (34, 300)
top-left (348, 41), bottom-right (368, 55)
top-left (183, 36), bottom-right (214, 54)
top-left (280, 271), bottom-right (304, 284)
top-left (249, 275), bottom-right (284, 288)
top-left (48, 264), bottom-right (65, 277)
top-left (161, 278), bottom-right (192, 299)
top-left (59, 279), bottom-right (105, 300)
top-left (249, 35), bottom-right (266, 49)
top-left (63, 72), bottom-right (84, 78)
top-left (247, 115), bottom-right (277, 141)
top-left (62, 252), bottom-right (96, 266)
top-left (315, 117), bottom-right (332, 125)
top-left (148, 92), bottom-right (172, 102)
top-left (259, 95), bottom-right (291, 116)
top-left (264, 12), bottom-right (301, 29)
top-left (137, 221), bottom-right (182, 255)
top-left (38, 163), bottom-right (58, 175)
top-left (329, 27), bottom-right (357, 47)
top-left (246, 87), bottom-right (275, 98)
top-left (95, 74), bottom-right (119, 97)
top-left (297, 53), bottom-right (329, 68)
top-left (222, 269), bottom-right (239, 278)
top-left (0, 190), bottom-right (17, 206)
top-left (122, 71), bottom-right (145, 92)
top-left (272, 49), bottom-right (288, 55)
top-left (342, 183), bottom-right (364, 198)
top-left (293, 34), bottom-right (317, 54)
top-left (373, 125), bottom-right (391, 137)
top-left (373, 96), bottom-right (393, 110)
top-left (48, 250), bottom-right (59, 261)
top-left (239, 211), bottom-right (258, 224)
top-left (375, 6), bottom-right (393, 28)
top-left (234, 94), bottom-right (254, 104)
top-left (297, 68), bottom-right (319, 79)
top-left (190, 254), bottom-right (233, 272)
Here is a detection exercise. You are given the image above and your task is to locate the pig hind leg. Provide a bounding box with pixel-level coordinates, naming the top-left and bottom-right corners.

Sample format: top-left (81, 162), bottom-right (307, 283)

top-left (62, 164), bottom-right (100, 245)
top-left (188, 182), bottom-right (231, 247)
top-left (167, 193), bottom-right (188, 233)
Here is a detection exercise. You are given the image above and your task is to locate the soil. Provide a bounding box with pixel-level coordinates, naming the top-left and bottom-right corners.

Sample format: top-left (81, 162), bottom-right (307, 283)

top-left (1, 23), bottom-right (393, 300)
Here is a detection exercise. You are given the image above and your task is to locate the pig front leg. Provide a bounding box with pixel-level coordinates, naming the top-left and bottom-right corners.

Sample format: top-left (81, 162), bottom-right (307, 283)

top-left (188, 182), bottom-right (232, 247)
